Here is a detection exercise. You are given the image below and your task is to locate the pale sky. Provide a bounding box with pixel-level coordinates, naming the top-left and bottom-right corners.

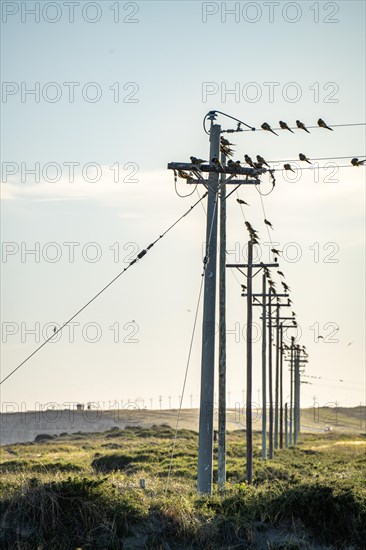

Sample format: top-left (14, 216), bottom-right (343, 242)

top-left (1, 0), bottom-right (365, 413)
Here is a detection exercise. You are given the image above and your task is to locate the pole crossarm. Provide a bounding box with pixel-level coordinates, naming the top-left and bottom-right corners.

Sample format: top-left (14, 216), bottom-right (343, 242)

top-left (167, 162), bottom-right (265, 177)
top-left (227, 263), bottom-right (279, 268)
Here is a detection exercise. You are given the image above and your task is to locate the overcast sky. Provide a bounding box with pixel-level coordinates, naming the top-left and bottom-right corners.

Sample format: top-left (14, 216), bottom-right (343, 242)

top-left (1, 0), bottom-right (365, 414)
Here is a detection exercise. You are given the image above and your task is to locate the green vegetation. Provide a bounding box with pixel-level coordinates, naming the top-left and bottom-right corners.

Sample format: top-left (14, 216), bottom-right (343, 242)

top-left (0, 426), bottom-right (365, 549)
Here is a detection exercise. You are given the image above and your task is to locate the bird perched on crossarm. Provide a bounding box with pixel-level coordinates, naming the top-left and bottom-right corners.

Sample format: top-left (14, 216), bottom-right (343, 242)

top-left (296, 120), bottom-right (310, 133)
top-left (318, 118), bottom-right (333, 131)
top-left (299, 153), bottom-right (312, 164)
top-left (261, 122), bottom-right (278, 136)
top-left (212, 157), bottom-right (223, 169)
top-left (279, 120), bottom-right (294, 133)
top-left (256, 155), bottom-right (270, 167)
top-left (178, 170), bottom-right (191, 179)
top-left (190, 156), bottom-right (206, 166)
top-left (244, 154), bottom-right (254, 167)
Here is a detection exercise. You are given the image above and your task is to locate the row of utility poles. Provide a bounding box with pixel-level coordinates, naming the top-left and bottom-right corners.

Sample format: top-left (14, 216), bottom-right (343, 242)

top-left (167, 111), bottom-right (308, 494)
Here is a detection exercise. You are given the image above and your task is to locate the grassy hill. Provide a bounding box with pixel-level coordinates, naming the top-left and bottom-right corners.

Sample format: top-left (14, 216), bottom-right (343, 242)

top-left (0, 423), bottom-right (365, 549)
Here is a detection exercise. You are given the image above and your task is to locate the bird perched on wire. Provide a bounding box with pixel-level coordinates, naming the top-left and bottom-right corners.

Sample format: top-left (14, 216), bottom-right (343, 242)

top-left (264, 219), bottom-right (274, 230)
top-left (282, 282), bottom-right (290, 292)
top-left (244, 154), bottom-right (254, 167)
top-left (351, 158), bottom-right (366, 167)
top-left (277, 270), bottom-right (285, 277)
top-left (296, 120), bottom-right (310, 133)
top-left (271, 248), bottom-right (282, 256)
top-left (299, 153), bottom-right (312, 164)
top-left (261, 122), bottom-right (278, 136)
top-left (190, 156), bottom-right (206, 166)
top-left (284, 163), bottom-right (295, 173)
top-left (237, 198), bottom-right (249, 206)
top-left (256, 155), bottom-right (270, 168)
top-left (279, 120), bottom-right (294, 133)
top-left (318, 118), bottom-right (333, 131)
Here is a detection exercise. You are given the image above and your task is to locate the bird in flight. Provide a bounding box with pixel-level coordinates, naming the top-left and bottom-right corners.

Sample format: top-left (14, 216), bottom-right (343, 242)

top-left (244, 154), bottom-right (254, 167)
top-left (264, 219), bottom-right (274, 230)
top-left (284, 163), bottom-right (295, 173)
top-left (296, 120), bottom-right (310, 133)
top-left (299, 153), bottom-right (312, 164)
top-left (261, 122), bottom-right (278, 136)
top-left (279, 120), bottom-right (294, 133)
top-left (351, 158), bottom-right (366, 167)
top-left (237, 198), bottom-right (249, 206)
top-left (271, 248), bottom-right (282, 256)
top-left (318, 118), bottom-right (333, 131)
top-left (256, 155), bottom-right (270, 168)
top-left (190, 156), bottom-right (206, 166)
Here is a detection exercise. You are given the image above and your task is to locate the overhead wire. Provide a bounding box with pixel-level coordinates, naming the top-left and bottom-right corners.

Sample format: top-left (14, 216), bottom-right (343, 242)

top-left (0, 191), bottom-right (208, 386)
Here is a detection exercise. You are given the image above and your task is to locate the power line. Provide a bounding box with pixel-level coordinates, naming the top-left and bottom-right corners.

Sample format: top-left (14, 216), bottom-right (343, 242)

top-left (0, 191), bottom-right (208, 386)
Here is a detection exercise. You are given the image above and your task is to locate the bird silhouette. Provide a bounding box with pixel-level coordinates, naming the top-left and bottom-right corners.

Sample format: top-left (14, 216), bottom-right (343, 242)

top-left (296, 120), bottom-right (310, 133)
top-left (241, 284), bottom-right (247, 291)
top-left (212, 157), bottom-right (224, 170)
top-left (53, 326), bottom-right (57, 333)
top-left (235, 160), bottom-right (242, 169)
top-left (299, 153), bottom-right (312, 164)
top-left (287, 298), bottom-right (292, 305)
top-left (277, 270), bottom-right (285, 277)
top-left (264, 219), bottom-right (274, 230)
top-left (227, 159), bottom-right (235, 167)
top-left (279, 120), bottom-right (294, 133)
top-left (271, 248), bottom-right (282, 256)
top-left (284, 163), bottom-right (295, 173)
top-left (318, 118), bottom-right (333, 131)
top-left (282, 282), bottom-right (290, 292)
top-left (190, 156), bottom-right (206, 165)
top-left (351, 158), bottom-right (366, 167)
top-left (244, 154), bottom-right (254, 167)
top-left (256, 155), bottom-right (270, 167)
top-left (261, 122), bottom-right (278, 136)
top-left (221, 137), bottom-right (234, 147)
top-left (237, 198), bottom-right (249, 206)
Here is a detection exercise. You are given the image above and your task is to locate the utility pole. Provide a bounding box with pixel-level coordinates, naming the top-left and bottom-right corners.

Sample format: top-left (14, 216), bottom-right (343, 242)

top-left (246, 238), bottom-right (254, 484)
top-left (190, 394), bottom-right (193, 408)
top-left (168, 113), bottom-right (265, 495)
top-left (159, 395), bottom-right (162, 410)
top-left (218, 149), bottom-right (226, 491)
top-left (268, 288), bottom-right (274, 459)
top-left (294, 346), bottom-right (300, 444)
top-left (150, 398), bottom-right (153, 409)
top-left (274, 301), bottom-right (280, 449)
top-left (261, 274), bottom-right (267, 460)
top-left (289, 338), bottom-right (294, 446)
top-left (197, 122), bottom-right (220, 495)
top-left (285, 402), bottom-right (288, 447)
top-left (168, 396), bottom-right (172, 409)
top-left (279, 324), bottom-right (284, 449)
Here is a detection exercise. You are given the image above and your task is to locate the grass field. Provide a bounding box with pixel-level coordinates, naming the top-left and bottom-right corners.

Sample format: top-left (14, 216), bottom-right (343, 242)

top-left (0, 420), bottom-right (365, 549)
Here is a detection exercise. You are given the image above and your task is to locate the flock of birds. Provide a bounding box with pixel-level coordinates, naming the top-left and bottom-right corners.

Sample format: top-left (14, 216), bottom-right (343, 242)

top-left (176, 118), bottom-right (365, 182)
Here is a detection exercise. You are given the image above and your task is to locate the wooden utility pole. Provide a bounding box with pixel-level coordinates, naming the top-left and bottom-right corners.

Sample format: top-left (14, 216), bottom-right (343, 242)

top-left (268, 288), bottom-right (274, 459)
top-left (279, 324), bottom-right (284, 449)
top-left (261, 274), bottom-right (267, 460)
